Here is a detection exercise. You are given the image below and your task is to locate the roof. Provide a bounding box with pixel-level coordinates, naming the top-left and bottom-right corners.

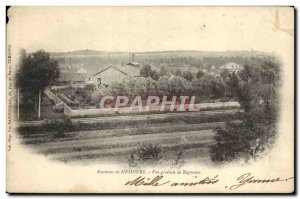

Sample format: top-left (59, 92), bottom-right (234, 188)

top-left (116, 65), bottom-right (140, 77)
top-left (76, 67), bottom-right (87, 74)
top-left (220, 62), bottom-right (243, 70)
top-left (92, 66), bottom-right (128, 77)
top-left (92, 65), bottom-right (141, 77)
top-left (126, 62), bottom-right (140, 67)
top-left (188, 66), bottom-right (199, 73)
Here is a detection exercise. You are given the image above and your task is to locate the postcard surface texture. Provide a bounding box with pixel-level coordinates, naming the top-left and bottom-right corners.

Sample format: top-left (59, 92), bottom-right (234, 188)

top-left (6, 6), bottom-right (294, 193)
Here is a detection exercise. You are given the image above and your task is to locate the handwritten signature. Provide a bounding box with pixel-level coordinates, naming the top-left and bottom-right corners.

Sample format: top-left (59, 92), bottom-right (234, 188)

top-left (228, 173), bottom-right (294, 190)
top-left (125, 173), bottom-right (293, 190)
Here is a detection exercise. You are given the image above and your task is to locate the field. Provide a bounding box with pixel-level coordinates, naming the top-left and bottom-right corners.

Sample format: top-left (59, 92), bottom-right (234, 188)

top-left (18, 109), bottom-right (241, 166)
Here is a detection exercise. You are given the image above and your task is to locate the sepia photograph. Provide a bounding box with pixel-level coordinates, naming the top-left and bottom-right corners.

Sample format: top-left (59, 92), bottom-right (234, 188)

top-left (6, 6), bottom-right (295, 194)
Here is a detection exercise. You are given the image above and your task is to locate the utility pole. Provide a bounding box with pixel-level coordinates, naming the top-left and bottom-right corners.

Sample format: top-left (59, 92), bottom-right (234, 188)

top-left (38, 90), bottom-right (41, 119)
top-left (223, 82), bottom-right (226, 112)
top-left (17, 87), bottom-right (19, 119)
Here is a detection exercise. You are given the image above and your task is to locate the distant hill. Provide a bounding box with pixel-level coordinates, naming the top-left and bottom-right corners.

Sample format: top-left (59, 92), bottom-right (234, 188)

top-left (49, 50), bottom-right (275, 76)
top-left (51, 49), bottom-right (270, 57)
top-left (51, 49), bottom-right (130, 56)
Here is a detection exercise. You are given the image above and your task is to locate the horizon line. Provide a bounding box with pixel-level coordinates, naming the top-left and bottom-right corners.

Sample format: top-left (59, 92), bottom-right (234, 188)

top-left (25, 49), bottom-right (272, 54)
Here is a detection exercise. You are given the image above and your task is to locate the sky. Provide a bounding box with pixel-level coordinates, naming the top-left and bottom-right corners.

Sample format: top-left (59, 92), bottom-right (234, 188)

top-left (7, 7), bottom-right (293, 53)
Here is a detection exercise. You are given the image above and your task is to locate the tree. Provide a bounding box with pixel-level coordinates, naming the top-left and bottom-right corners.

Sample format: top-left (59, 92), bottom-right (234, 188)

top-left (175, 69), bottom-right (182, 76)
top-left (199, 74), bottom-right (225, 99)
top-left (220, 69), bottom-right (230, 80)
top-left (129, 143), bottom-right (163, 167)
top-left (196, 70), bottom-right (204, 79)
top-left (92, 85), bottom-right (111, 108)
top-left (140, 64), bottom-right (159, 81)
top-left (158, 75), bottom-right (190, 96)
top-left (235, 65), bottom-right (258, 113)
top-left (140, 64), bottom-right (152, 78)
top-left (16, 50), bottom-right (60, 119)
top-left (210, 60), bottom-right (280, 163)
top-left (212, 77), bottom-right (226, 98)
top-left (159, 66), bottom-right (168, 76)
top-left (182, 71), bottom-right (193, 81)
top-left (150, 69), bottom-right (159, 81)
top-left (227, 72), bottom-right (239, 98)
top-left (256, 65), bottom-right (278, 123)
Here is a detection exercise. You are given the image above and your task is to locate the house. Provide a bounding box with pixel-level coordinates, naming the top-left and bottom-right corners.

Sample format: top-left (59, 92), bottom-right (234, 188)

top-left (219, 62), bottom-right (244, 73)
top-left (90, 64), bottom-right (141, 88)
top-left (91, 66), bottom-right (127, 88)
top-left (187, 66), bottom-right (199, 74)
top-left (57, 71), bottom-right (86, 88)
top-left (126, 62), bottom-right (140, 67)
top-left (71, 73), bottom-right (86, 87)
top-left (57, 72), bottom-right (73, 85)
top-left (76, 67), bottom-right (87, 74)
top-left (75, 67), bottom-right (92, 83)
top-left (209, 65), bottom-right (220, 75)
top-left (201, 68), bottom-right (208, 73)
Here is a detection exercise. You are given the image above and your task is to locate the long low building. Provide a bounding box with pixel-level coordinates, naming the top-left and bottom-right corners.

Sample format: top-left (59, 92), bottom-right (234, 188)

top-left (90, 63), bottom-right (140, 88)
top-left (57, 71), bottom-right (86, 87)
top-left (219, 62), bottom-right (244, 73)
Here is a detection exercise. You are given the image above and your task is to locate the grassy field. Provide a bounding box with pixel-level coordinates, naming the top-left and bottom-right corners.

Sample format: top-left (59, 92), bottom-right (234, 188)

top-left (18, 110), bottom-right (241, 165)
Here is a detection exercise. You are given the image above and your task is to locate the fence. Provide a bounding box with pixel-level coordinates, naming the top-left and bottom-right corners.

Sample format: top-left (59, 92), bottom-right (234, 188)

top-left (44, 90), bottom-right (62, 105)
top-left (45, 90), bottom-right (240, 117)
top-left (62, 102), bottom-right (240, 117)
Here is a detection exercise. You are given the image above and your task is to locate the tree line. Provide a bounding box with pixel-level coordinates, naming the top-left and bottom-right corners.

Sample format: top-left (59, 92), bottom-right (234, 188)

top-left (210, 59), bottom-right (281, 163)
top-left (94, 66), bottom-right (230, 105)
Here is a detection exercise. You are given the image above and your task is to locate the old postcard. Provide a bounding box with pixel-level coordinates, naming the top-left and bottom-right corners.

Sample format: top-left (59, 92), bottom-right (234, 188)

top-left (6, 7), bottom-right (294, 193)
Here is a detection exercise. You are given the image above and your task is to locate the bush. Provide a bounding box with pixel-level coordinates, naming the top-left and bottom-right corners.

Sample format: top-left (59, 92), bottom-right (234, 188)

top-left (129, 143), bottom-right (163, 167)
top-left (18, 118), bottom-right (76, 137)
top-left (52, 128), bottom-right (65, 138)
top-left (209, 120), bottom-right (277, 163)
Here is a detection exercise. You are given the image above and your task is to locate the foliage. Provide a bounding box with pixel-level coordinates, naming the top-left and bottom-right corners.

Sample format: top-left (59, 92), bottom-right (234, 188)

top-left (210, 120), bottom-right (276, 163)
top-left (92, 85), bottom-right (111, 108)
top-left (16, 50), bottom-right (60, 94)
top-left (236, 62), bottom-right (279, 117)
top-left (175, 69), bottom-right (182, 76)
top-left (140, 64), bottom-right (159, 80)
top-left (105, 73), bottom-right (226, 102)
top-left (210, 59), bottom-right (281, 163)
top-left (159, 66), bottom-right (168, 76)
top-left (191, 74), bottom-right (225, 99)
top-left (24, 118), bottom-right (76, 139)
top-left (182, 71), bottom-right (194, 81)
top-left (73, 86), bottom-right (94, 106)
top-left (158, 75), bottom-right (191, 96)
top-left (226, 72), bottom-right (239, 98)
top-left (16, 50), bottom-right (60, 117)
top-left (108, 76), bottom-right (159, 98)
top-left (196, 70), bottom-right (205, 79)
top-left (129, 143), bottom-right (163, 167)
